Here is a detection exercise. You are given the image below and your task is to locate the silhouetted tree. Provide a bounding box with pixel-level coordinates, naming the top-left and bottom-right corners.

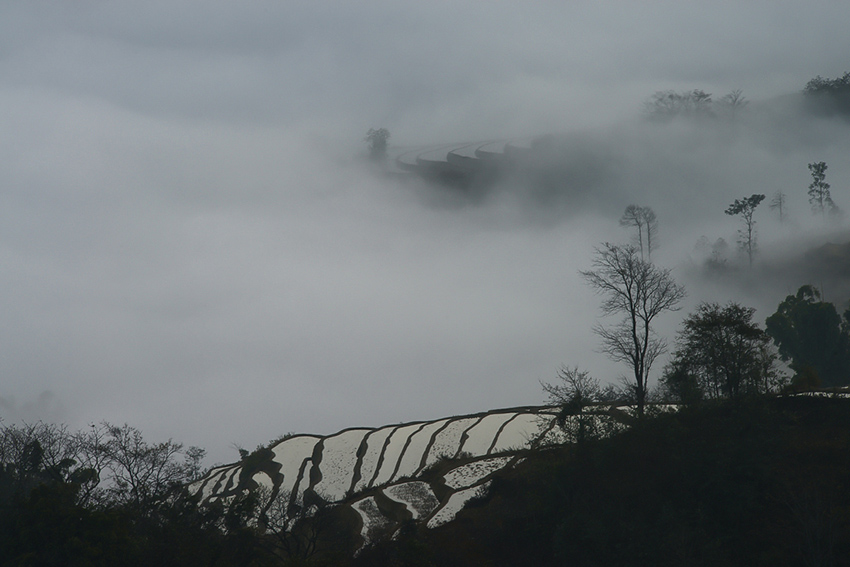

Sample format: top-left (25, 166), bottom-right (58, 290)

top-left (807, 161), bottom-right (838, 221)
top-left (542, 367), bottom-right (621, 443)
top-left (770, 191), bottom-right (788, 224)
top-left (0, 421), bottom-right (268, 566)
top-left (765, 285), bottom-right (850, 388)
top-left (97, 423), bottom-right (205, 513)
top-left (0, 422), bottom-right (101, 507)
top-left (804, 72), bottom-right (850, 95)
top-left (619, 205), bottom-right (658, 261)
top-left (716, 89), bottom-right (749, 119)
top-left (581, 243), bottom-right (686, 417)
top-left (725, 194), bottom-right (765, 267)
top-left (662, 302), bottom-right (782, 401)
top-left (0, 424), bottom-right (120, 564)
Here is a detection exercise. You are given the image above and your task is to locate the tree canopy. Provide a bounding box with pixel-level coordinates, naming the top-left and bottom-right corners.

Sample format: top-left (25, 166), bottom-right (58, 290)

top-left (663, 302), bottom-right (781, 402)
top-left (803, 71), bottom-right (850, 114)
top-left (765, 285), bottom-right (850, 388)
top-left (724, 194), bottom-right (765, 267)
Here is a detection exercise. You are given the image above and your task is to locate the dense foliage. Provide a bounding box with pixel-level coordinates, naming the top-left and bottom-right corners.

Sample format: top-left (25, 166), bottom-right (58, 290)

top-left (663, 302), bottom-right (781, 401)
top-left (0, 421), bottom-right (361, 566)
top-left (0, 422), bottom-right (265, 566)
top-left (766, 285), bottom-right (850, 388)
top-left (803, 71), bottom-right (850, 114)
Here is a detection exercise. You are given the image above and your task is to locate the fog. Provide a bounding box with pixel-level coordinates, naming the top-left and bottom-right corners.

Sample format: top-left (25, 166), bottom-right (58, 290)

top-left (2, 2), bottom-right (850, 465)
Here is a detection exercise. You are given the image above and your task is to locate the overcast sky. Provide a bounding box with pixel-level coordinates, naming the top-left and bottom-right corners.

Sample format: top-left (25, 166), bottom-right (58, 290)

top-left (2, 1), bottom-right (850, 465)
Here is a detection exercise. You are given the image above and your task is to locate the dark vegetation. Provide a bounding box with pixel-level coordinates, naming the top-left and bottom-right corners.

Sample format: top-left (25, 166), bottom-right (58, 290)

top-left (766, 285), bottom-right (850, 389)
top-left (5, 279), bottom-right (848, 567)
top-left (804, 72), bottom-right (850, 116)
top-left (6, 395), bottom-right (850, 565)
top-left (663, 302), bottom-right (781, 402)
top-left (0, 422), bottom-right (247, 566)
top-left (0, 422), bottom-right (356, 566)
top-left (724, 194), bottom-right (766, 268)
top-left (356, 396), bottom-right (850, 567)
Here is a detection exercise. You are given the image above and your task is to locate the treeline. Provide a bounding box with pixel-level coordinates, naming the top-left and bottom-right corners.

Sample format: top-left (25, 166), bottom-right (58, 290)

top-left (543, 284), bottom-right (850, 449)
top-left (804, 71), bottom-right (850, 115)
top-left (0, 421), bottom-right (345, 566)
top-left (643, 70), bottom-right (850, 120)
top-left (566, 210), bottom-right (850, 418)
top-left (665, 284), bottom-right (850, 402)
top-left (643, 88), bottom-right (748, 121)
top-left (552, 281), bottom-right (850, 402)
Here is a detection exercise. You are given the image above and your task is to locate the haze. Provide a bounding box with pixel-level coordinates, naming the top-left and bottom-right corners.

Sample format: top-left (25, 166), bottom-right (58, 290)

top-left (2, 2), bottom-right (850, 465)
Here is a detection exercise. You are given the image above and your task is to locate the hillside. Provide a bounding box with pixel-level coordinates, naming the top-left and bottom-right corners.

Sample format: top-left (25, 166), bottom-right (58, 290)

top-left (354, 395), bottom-right (850, 567)
top-left (184, 395), bottom-right (850, 566)
top-left (189, 406), bottom-right (570, 548)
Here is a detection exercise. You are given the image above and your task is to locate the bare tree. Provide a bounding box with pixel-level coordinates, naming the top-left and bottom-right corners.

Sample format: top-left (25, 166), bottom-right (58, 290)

top-left (725, 194), bottom-right (766, 268)
top-left (807, 161), bottom-right (837, 221)
top-left (619, 205), bottom-right (658, 261)
top-left (542, 366), bottom-right (621, 443)
top-left (716, 89), bottom-right (749, 119)
top-left (580, 243), bottom-right (686, 417)
top-left (542, 366), bottom-right (601, 409)
top-left (74, 424), bottom-right (114, 506)
top-left (770, 191), bottom-right (788, 224)
top-left (98, 422), bottom-right (205, 510)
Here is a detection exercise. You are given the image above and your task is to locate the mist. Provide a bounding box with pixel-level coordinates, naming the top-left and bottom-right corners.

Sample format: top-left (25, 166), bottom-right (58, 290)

top-left (2, 2), bottom-right (850, 465)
